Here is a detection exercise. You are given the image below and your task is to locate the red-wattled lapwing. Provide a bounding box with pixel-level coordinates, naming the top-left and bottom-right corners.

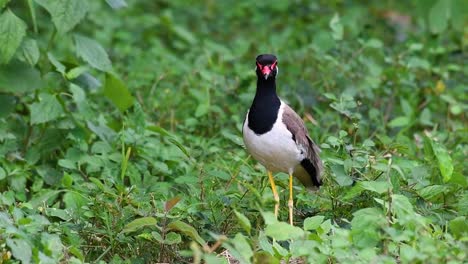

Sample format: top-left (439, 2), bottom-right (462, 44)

top-left (243, 54), bottom-right (323, 225)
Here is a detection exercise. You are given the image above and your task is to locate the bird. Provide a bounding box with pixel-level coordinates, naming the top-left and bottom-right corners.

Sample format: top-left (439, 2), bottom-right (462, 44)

top-left (242, 54), bottom-right (323, 225)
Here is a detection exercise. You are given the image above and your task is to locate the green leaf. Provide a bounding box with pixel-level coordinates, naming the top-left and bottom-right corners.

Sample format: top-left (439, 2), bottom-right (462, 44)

top-left (0, 0), bottom-right (11, 9)
top-left (0, 9), bottom-right (26, 64)
top-left (6, 238), bottom-right (32, 264)
top-left (388, 116), bottom-right (410, 128)
top-left (104, 73), bottom-right (134, 112)
top-left (122, 217), bottom-right (157, 234)
top-left (451, 0), bottom-right (468, 31)
top-left (35, 0), bottom-right (89, 34)
top-left (234, 210), bottom-right (252, 234)
top-left (448, 216), bottom-right (467, 239)
top-left (400, 243), bottom-right (420, 263)
top-left (164, 232), bottom-right (182, 245)
top-left (0, 166), bottom-right (5, 180)
top-left (41, 233), bottom-right (63, 259)
top-left (66, 66), bottom-right (89, 80)
top-left (391, 194), bottom-right (416, 220)
top-left (304, 215), bottom-right (325, 231)
top-left (18, 38), bottom-right (40, 66)
top-left (351, 208), bottom-right (385, 248)
top-left (457, 193), bottom-right (468, 215)
top-left (63, 191), bottom-right (89, 210)
top-left (231, 233), bottom-right (253, 262)
top-left (0, 60), bottom-right (43, 93)
top-left (47, 52), bottom-right (66, 75)
top-left (168, 220), bottom-right (206, 246)
top-left (331, 164), bottom-right (353, 186)
top-left (265, 222), bottom-right (305, 241)
top-left (417, 185), bottom-right (447, 201)
top-left (430, 140), bottom-right (454, 182)
top-left (429, 0), bottom-right (451, 34)
top-left (105, 0), bottom-right (127, 9)
top-left (30, 93), bottom-right (63, 124)
top-left (0, 94), bottom-right (16, 118)
top-left (329, 13), bottom-right (343, 40)
top-left (74, 35), bottom-right (112, 72)
top-left (360, 181), bottom-right (390, 194)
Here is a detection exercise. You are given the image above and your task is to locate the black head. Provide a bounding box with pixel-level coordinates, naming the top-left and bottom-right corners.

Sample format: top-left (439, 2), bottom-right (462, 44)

top-left (255, 54), bottom-right (278, 80)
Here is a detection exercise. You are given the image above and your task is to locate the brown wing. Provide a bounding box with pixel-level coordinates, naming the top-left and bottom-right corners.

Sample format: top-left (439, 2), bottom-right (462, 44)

top-left (282, 104), bottom-right (323, 188)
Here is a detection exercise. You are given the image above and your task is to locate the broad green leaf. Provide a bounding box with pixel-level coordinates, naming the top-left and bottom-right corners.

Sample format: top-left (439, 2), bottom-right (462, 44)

top-left (400, 244), bottom-right (420, 263)
top-left (41, 233), bottom-right (63, 259)
top-left (66, 66), bottom-right (89, 80)
top-left (290, 240), bottom-right (320, 258)
top-left (204, 255), bottom-right (227, 264)
top-left (30, 93), bottom-right (63, 124)
top-left (319, 219), bottom-right (332, 234)
top-left (457, 193), bottom-right (468, 215)
top-left (360, 181), bottom-right (390, 194)
top-left (407, 57), bottom-right (431, 70)
top-left (417, 185), bottom-right (447, 201)
top-left (45, 208), bottom-right (72, 221)
top-left (331, 164), bottom-right (353, 186)
top-left (231, 233), bottom-right (253, 262)
top-left (429, 0), bottom-right (451, 34)
top-left (74, 35), bottom-right (112, 72)
top-left (18, 38), bottom-right (39, 65)
top-left (122, 217), bottom-right (157, 233)
top-left (388, 116), bottom-right (410, 128)
top-left (365, 38), bottom-right (383, 48)
top-left (104, 73), bottom-right (134, 112)
top-left (234, 210), bottom-right (251, 234)
top-left (304, 215), bottom-right (325, 231)
top-left (391, 194), bottom-right (416, 222)
top-left (448, 216), bottom-right (467, 239)
top-left (0, 9), bottom-right (26, 64)
top-left (63, 191), bottom-right (89, 211)
top-left (105, 0), bottom-right (127, 9)
top-left (329, 13), bottom-right (343, 40)
top-left (47, 52), bottom-right (66, 75)
top-left (451, 0), bottom-right (468, 31)
top-left (35, 0), bottom-right (89, 34)
top-left (0, 166), bottom-right (5, 180)
top-left (172, 25), bottom-right (197, 44)
top-left (351, 208), bottom-right (385, 248)
top-left (29, 190), bottom-right (61, 208)
top-left (0, 94), bottom-right (15, 118)
top-left (258, 231), bottom-right (274, 256)
top-left (0, 60), bottom-right (42, 93)
top-left (265, 222), bottom-right (304, 241)
top-left (6, 238), bottom-right (32, 264)
top-left (430, 140), bottom-right (453, 182)
top-left (342, 184), bottom-right (365, 201)
top-left (168, 220), bottom-right (206, 245)
top-left (164, 232), bottom-right (182, 245)
top-left (0, 0), bottom-right (11, 9)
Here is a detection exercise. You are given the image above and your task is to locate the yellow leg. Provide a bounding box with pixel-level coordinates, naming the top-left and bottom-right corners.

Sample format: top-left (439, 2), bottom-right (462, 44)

top-left (288, 173), bottom-right (294, 226)
top-left (267, 171), bottom-right (280, 219)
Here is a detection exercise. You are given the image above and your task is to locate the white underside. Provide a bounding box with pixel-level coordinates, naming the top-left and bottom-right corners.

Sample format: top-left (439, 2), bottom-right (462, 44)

top-left (243, 102), bottom-right (304, 174)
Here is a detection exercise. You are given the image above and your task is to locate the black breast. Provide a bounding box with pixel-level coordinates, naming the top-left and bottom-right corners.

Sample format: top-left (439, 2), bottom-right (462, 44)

top-left (247, 94), bottom-right (281, 135)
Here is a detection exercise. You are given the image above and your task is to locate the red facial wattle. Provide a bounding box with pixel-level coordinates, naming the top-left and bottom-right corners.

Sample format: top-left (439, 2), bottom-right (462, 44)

top-left (257, 60), bottom-right (277, 79)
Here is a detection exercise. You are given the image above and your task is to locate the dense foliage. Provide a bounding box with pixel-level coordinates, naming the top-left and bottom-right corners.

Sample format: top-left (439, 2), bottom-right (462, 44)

top-left (0, 0), bottom-right (467, 263)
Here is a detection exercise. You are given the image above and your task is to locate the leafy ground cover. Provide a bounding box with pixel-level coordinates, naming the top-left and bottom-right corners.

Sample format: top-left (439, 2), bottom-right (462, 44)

top-left (0, 0), bottom-right (467, 263)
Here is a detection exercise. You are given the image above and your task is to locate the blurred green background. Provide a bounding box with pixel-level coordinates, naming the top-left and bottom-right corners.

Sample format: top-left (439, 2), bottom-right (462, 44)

top-left (0, 0), bottom-right (467, 263)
